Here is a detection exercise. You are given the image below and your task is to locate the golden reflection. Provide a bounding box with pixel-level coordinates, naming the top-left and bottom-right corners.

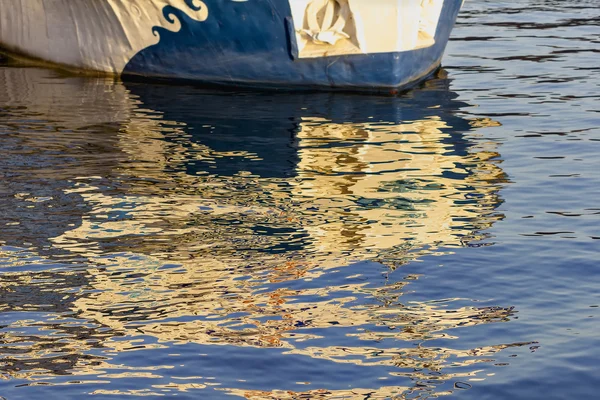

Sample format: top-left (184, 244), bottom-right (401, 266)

top-left (293, 115), bottom-right (505, 257)
top-left (0, 66), bottom-right (523, 397)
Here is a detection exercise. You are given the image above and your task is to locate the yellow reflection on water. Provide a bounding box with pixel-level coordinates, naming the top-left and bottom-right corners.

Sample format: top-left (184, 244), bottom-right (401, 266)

top-left (293, 114), bottom-right (504, 257)
top-left (0, 66), bottom-right (525, 397)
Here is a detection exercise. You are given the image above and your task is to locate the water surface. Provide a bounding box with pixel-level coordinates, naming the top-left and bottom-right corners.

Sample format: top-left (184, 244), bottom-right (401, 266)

top-left (0, 1), bottom-right (599, 399)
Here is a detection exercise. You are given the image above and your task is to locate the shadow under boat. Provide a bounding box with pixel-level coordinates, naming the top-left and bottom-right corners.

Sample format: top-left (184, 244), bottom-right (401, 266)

top-left (123, 72), bottom-right (474, 179)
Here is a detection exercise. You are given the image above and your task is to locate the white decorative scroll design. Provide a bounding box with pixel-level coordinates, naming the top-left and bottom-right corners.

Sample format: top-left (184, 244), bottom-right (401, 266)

top-left (146, 0), bottom-right (209, 44)
top-left (299, 0), bottom-right (351, 46)
top-left (289, 0), bottom-right (446, 59)
top-left (107, 0), bottom-right (210, 71)
top-left (289, 0), bottom-right (361, 58)
top-left (110, 0), bottom-right (209, 48)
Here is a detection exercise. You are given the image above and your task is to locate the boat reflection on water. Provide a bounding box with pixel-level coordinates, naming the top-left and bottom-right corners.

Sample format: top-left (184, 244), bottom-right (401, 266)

top-left (0, 66), bottom-right (529, 398)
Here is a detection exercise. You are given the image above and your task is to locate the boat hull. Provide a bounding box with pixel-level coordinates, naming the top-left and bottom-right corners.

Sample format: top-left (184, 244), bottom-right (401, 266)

top-left (0, 0), bottom-right (464, 91)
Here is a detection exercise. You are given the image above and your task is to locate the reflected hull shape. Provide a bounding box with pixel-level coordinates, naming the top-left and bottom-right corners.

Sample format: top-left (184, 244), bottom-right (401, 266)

top-left (0, 65), bottom-right (519, 394)
top-left (0, 0), bottom-right (464, 91)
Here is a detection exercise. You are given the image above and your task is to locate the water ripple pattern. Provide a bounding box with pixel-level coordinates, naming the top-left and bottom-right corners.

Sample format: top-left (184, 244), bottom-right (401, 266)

top-left (0, 1), bottom-right (598, 399)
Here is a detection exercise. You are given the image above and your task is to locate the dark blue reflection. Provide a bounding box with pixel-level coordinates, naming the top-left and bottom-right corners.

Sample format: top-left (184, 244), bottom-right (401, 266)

top-left (125, 73), bottom-right (473, 179)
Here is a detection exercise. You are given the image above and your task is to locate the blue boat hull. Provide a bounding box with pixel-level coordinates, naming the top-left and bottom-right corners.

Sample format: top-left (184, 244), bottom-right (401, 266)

top-left (123, 0), bottom-right (463, 92)
top-left (0, 0), bottom-right (464, 92)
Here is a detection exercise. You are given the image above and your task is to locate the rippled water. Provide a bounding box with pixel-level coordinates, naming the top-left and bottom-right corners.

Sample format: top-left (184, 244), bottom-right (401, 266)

top-left (0, 2), bottom-right (599, 399)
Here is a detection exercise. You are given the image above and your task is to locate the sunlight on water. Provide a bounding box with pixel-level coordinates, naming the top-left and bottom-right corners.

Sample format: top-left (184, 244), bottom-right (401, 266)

top-left (1, 1), bottom-right (599, 399)
top-left (0, 66), bottom-right (525, 398)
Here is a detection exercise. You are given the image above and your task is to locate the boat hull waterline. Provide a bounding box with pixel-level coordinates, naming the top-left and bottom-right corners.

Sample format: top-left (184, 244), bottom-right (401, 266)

top-left (0, 0), bottom-right (464, 91)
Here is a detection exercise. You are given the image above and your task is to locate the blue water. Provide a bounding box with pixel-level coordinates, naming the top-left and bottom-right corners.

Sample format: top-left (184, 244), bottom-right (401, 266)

top-left (0, 2), bottom-right (598, 399)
